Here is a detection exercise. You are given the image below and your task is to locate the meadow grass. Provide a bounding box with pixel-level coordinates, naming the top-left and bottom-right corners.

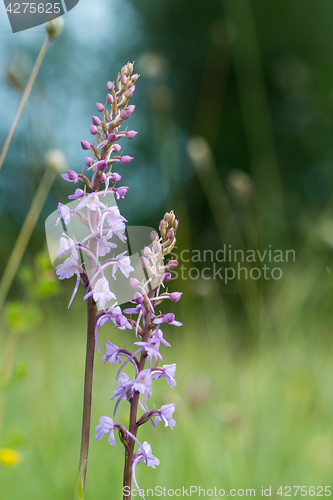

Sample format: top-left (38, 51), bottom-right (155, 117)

top-left (1, 261), bottom-right (333, 499)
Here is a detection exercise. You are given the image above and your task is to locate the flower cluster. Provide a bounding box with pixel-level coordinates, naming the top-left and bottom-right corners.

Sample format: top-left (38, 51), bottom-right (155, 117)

top-left (55, 63), bottom-right (139, 309)
top-left (95, 211), bottom-right (182, 498)
top-left (54, 62), bottom-right (182, 499)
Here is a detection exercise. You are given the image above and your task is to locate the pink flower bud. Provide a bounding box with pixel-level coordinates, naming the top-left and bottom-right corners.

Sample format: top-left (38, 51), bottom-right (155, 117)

top-left (167, 260), bottom-right (178, 269)
top-left (166, 229), bottom-right (175, 240)
top-left (90, 124), bottom-right (98, 135)
top-left (150, 230), bottom-right (158, 241)
top-left (96, 161), bottom-right (107, 171)
top-left (110, 172), bottom-right (121, 182)
top-left (120, 109), bottom-right (131, 120)
top-left (107, 133), bottom-right (117, 143)
top-left (127, 105), bottom-right (136, 113)
top-left (107, 81), bottom-right (115, 91)
top-left (130, 278), bottom-right (140, 288)
top-left (120, 156), bottom-right (133, 165)
top-left (144, 246), bottom-right (152, 257)
top-left (131, 74), bottom-right (139, 82)
top-left (96, 102), bottom-right (105, 112)
top-left (163, 273), bottom-right (172, 282)
top-left (172, 219), bottom-right (178, 229)
top-left (134, 292), bottom-right (144, 304)
top-left (107, 93), bottom-right (114, 104)
top-left (85, 157), bottom-right (92, 166)
top-left (170, 292), bottom-right (182, 302)
top-left (121, 75), bottom-right (127, 84)
top-left (154, 241), bottom-right (162, 253)
top-left (113, 143), bottom-right (121, 152)
top-left (126, 130), bottom-right (138, 139)
top-left (92, 116), bottom-right (101, 126)
top-left (125, 88), bottom-right (134, 99)
top-left (81, 140), bottom-right (91, 150)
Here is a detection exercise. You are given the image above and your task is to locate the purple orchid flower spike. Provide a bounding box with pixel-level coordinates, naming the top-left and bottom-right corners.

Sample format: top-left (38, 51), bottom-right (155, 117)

top-left (54, 62), bottom-right (182, 500)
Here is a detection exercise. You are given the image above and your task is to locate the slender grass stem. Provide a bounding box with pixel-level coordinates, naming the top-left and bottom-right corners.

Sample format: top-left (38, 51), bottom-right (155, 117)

top-left (0, 166), bottom-right (55, 311)
top-left (0, 36), bottom-right (50, 171)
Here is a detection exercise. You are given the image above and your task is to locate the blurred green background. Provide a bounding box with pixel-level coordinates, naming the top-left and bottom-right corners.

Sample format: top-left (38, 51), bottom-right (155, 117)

top-left (1, 0), bottom-right (333, 497)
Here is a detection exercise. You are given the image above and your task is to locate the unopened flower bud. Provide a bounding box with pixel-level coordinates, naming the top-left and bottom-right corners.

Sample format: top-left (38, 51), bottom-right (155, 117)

top-left (125, 88), bottom-right (134, 99)
top-left (96, 161), bottom-right (107, 172)
top-left (159, 219), bottom-right (168, 230)
top-left (126, 130), bottom-right (138, 139)
top-left (85, 157), bottom-right (93, 167)
top-left (144, 246), bottom-right (152, 257)
top-left (90, 124), bottom-right (98, 135)
top-left (120, 156), bottom-right (133, 165)
top-left (172, 219), bottom-right (178, 230)
top-left (127, 105), bottom-right (136, 113)
top-left (113, 144), bottom-right (121, 152)
top-left (107, 133), bottom-right (117, 143)
top-left (134, 292), bottom-right (144, 304)
top-left (167, 260), bottom-right (178, 269)
top-left (121, 75), bottom-right (128, 85)
top-left (92, 116), bottom-right (101, 126)
top-left (96, 102), bottom-right (105, 112)
top-left (163, 273), bottom-right (172, 282)
top-left (130, 278), bottom-right (140, 288)
top-left (107, 81), bottom-right (115, 91)
top-left (107, 93), bottom-right (114, 104)
top-left (150, 230), bottom-right (158, 241)
top-left (170, 292), bottom-right (182, 302)
top-left (154, 241), bottom-right (162, 253)
top-left (131, 74), bottom-right (139, 82)
top-left (81, 140), bottom-right (91, 150)
top-left (166, 229), bottom-right (174, 240)
top-left (120, 109), bottom-right (131, 120)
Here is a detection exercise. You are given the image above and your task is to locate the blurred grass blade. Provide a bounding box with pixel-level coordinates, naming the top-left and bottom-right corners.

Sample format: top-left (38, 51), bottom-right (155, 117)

top-left (0, 166), bottom-right (56, 311)
top-left (221, 0), bottom-right (287, 247)
top-left (0, 36), bottom-right (50, 171)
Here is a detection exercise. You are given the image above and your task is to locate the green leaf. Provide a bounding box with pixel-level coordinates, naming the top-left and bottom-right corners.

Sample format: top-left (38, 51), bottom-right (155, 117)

top-left (74, 461), bottom-right (86, 500)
